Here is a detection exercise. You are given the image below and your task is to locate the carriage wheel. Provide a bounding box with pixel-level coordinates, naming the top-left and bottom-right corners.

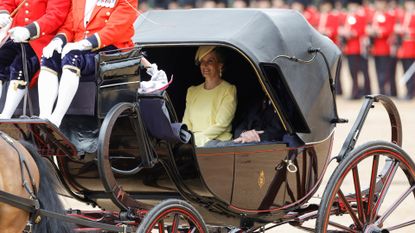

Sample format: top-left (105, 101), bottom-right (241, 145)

top-left (136, 199), bottom-right (208, 233)
top-left (316, 141), bottom-right (415, 233)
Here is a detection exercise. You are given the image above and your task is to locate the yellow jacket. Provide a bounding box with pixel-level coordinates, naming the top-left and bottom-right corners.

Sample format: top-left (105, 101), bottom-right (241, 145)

top-left (183, 80), bottom-right (237, 146)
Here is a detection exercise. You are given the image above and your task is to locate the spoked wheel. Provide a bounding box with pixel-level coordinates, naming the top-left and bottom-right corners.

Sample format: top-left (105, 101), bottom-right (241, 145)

top-left (316, 141), bottom-right (415, 233)
top-left (136, 199), bottom-right (208, 233)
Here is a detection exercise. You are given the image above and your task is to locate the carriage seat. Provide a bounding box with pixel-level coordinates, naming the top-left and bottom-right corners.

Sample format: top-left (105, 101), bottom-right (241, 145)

top-left (0, 47), bottom-right (142, 155)
top-left (60, 47), bottom-right (142, 154)
top-left (2, 46), bottom-right (141, 119)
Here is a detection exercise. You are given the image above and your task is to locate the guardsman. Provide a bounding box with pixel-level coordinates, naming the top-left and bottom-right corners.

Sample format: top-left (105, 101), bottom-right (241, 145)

top-left (388, 0), bottom-right (404, 97)
top-left (37, 0), bottom-right (139, 127)
top-left (0, 0), bottom-right (70, 118)
top-left (396, 0), bottom-right (415, 99)
top-left (338, 0), bottom-right (371, 99)
top-left (290, 0), bottom-right (318, 28)
top-left (317, 0), bottom-right (342, 95)
top-left (318, 0), bottom-right (339, 44)
top-left (366, 0), bottom-right (395, 96)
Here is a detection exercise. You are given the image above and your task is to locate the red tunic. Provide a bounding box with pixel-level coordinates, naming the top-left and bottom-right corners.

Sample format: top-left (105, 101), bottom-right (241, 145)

top-left (369, 11), bottom-right (395, 56)
top-left (397, 12), bottom-right (415, 59)
top-left (342, 11), bottom-right (366, 55)
top-left (317, 12), bottom-right (340, 45)
top-left (57, 0), bottom-right (138, 50)
top-left (304, 6), bottom-right (319, 28)
top-left (0, 0), bottom-right (71, 59)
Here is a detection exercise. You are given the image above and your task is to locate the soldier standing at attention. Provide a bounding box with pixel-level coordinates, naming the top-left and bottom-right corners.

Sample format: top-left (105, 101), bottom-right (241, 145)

top-left (317, 0), bottom-right (342, 95)
top-left (366, 0), bottom-right (395, 96)
top-left (396, 0), bottom-right (415, 100)
top-left (0, 0), bottom-right (71, 118)
top-left (37, 0), bottom-right (139, 127)
top-left (388, 0), bottom-right (404, 97)
top-left (338, 0), bottom-right (371, 99)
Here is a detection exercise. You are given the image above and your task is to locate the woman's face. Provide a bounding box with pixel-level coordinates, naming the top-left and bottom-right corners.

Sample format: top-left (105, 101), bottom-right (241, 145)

top-left (199, 51), bottom-right (223, 80)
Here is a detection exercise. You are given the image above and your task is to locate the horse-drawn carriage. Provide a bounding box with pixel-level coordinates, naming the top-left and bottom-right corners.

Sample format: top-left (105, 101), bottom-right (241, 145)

top-left (0, 9), bottom-right (414, 233)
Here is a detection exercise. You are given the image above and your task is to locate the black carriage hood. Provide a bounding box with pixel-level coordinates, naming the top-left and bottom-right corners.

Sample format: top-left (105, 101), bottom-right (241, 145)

top-left (134, 9), bottom-right (342, 143)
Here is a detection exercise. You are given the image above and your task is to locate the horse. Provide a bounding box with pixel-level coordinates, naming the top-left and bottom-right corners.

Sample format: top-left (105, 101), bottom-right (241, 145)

top-left (0, 132), bottom-right (73, 233)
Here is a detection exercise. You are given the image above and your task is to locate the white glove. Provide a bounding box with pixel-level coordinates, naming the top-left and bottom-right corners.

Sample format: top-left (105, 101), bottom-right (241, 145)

top-left (0, 13), bottom-right (11, 28)
top-left (146, 63), bottom-right (168, 82)
top-left (61, 39), bottom-right (92, 58)
top-left (146, 63), bottom-right (159, 76)
top-left (9, 26), bottom-right (30, 42)
top-left (42, 39), bottom-right (63, 59)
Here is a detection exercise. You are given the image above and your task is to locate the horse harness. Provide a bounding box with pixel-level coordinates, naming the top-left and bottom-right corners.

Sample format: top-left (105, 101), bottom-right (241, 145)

top-left (0, 131), bottom-right (41, 227)
top-left (0, 131), bottom-right (136, 232)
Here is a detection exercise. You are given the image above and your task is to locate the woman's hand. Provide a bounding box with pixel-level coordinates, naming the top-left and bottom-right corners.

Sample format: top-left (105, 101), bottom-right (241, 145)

top-left (233, 130), bottom-right (264, 143)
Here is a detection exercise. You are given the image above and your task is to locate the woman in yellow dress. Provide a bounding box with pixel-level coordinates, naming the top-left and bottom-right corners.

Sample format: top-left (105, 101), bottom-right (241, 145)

top-left (182, 46), bottom-right (237, 147)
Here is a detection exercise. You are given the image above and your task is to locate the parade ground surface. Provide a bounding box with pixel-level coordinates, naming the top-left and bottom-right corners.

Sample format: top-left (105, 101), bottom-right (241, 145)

top-left (62, 60), bottom-right (415, 232)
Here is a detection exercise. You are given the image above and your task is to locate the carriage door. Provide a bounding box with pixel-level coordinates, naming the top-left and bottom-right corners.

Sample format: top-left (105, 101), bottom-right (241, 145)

top-left (231, 143), bottom-right (288, 210)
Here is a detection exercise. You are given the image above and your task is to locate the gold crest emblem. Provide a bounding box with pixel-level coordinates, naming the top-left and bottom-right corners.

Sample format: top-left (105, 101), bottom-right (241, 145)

top-left (258, 170), bottom-right (265, 189)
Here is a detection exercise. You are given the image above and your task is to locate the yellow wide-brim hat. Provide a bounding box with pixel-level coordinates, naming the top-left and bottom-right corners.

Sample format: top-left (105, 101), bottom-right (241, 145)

top-left (195, 46), bottom-right (216, 64)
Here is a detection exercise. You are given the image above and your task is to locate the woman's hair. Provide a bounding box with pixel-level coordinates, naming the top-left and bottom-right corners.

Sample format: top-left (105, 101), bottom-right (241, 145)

top-left (212, 47), bottom-right (225, 64)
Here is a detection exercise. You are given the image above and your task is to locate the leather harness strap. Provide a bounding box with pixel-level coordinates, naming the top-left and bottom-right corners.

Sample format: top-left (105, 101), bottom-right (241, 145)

top-left (0, 132), bottom-right (38, 201)
top-left (0, 131), bottom-right (40, 225)
top-left (0, 131), bottom-right (134, 232)
top-left (0, 190), bottom-right (133, 232)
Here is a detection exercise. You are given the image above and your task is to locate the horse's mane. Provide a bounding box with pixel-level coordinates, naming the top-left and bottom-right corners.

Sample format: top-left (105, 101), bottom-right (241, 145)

top-left (20, 140), bottom-right (74, 233)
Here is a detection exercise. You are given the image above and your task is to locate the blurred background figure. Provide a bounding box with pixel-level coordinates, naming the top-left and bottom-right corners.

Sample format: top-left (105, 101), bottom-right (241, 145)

top-left (255, 0), bottom-right (272, 8)
top-left (389, 0), bottom-right (404, 97)
top-left (396, 0), bottom-right (415, 100)
top-left (232, 0), bottom-right (248, 8)
top-left (366, 0), bottom-right (395, 96)
top-left (272, 0), bottom-right (287, 8)
top-left (338, 0), bottom-right (371, 99)
top-left (289, 0), bottom-right (319, 27)
top-left (359, 0), bottom-right (373, 98)
top-left (317, 0), bottom-right (343, 95)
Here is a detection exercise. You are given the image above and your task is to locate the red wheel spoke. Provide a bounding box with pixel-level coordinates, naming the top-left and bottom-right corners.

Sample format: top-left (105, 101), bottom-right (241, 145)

top-left (366, 155), bottom-right (379, 222)
top-left (371, 161), bottom-right (399, 221)
top-left (337, 189), bottom-right (363, 230)
top-left (352, 166), bottom-right (366, 223)
top-left (328, 221), bottom-right (358, 232)
top-left (158, 219), bottom-right (165, 232)
top-left (171, 213), bottom-right (180, 233)
top-left (375, 185), bottom-right (415, 226)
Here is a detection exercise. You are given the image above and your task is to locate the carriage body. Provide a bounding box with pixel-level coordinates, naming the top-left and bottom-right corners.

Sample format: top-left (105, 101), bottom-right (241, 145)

top-left (0, 9), bottom-right (351, 231)
top-left (56, 9), bottom-right (341, 227)
top-left (0, 9), bottom-right (342, 228)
